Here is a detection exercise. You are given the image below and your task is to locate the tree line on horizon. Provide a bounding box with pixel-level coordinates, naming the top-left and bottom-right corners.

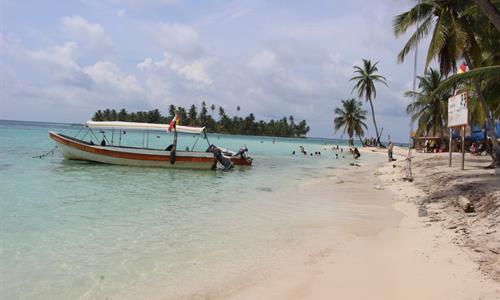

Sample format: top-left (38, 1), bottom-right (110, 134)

top-left (91, 102), bottom-right (310, 137)
top-left (333, 0), bottom-right (500, 168)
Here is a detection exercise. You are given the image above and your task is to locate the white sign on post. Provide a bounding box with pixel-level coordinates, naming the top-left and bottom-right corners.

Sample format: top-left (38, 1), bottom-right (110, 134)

top-left (448, 92), bottom-right (468, 127)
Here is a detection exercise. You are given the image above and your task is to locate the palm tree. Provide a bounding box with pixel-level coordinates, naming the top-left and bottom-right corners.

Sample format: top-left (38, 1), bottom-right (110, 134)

top-left (405, 69), bottom-right (449, 138)
top-left (394, 0), bottom-right (500, 167)
top-left (472, 0), bottom-right (500, 31)
top-left (210, 104), bottom-right (216, 117)
top-left (394, 1), bottom-right (481, 73)
top-left (350, 59), bottom-right (387, 146)
top-left (334, 99), bottom-right (368, 146)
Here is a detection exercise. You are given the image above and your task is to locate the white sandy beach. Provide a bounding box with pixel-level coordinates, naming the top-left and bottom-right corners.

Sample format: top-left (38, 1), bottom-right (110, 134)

top-left (224, 148), bottom-right (500, 300)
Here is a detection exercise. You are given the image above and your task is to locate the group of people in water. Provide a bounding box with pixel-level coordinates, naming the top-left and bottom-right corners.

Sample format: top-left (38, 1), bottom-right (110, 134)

top-left (292, 144), bottom-right (361, 160)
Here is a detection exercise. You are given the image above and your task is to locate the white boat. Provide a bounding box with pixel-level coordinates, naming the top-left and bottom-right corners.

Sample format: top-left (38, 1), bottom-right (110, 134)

top-left (49, 121), bottom-right (252, 169)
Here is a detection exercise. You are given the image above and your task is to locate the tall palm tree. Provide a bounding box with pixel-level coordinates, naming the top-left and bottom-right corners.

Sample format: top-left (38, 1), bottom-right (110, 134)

top-left (350, 59), bottom-right (387, 146)
top-left (210, 104), bottom-right (216, 117)
top-left (394, 0), bottom-right (481, 73)
top-left (394, 0), bottom-right (500, 167)
top-left (405, 68), bottom-right (449, 138)
top-left (334, 99), bottom-right (368, 146)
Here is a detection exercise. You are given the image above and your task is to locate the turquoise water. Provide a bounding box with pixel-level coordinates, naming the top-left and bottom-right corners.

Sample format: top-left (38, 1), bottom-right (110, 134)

top-left (0, 120), bottom-right (361, 299)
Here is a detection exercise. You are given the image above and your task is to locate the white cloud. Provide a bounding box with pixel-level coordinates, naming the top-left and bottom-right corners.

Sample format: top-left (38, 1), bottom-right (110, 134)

top-left (84, 61), bottom-right (144, 95)
top-left (150, 23), bottom-right (204, 59)
top-left (110, 0), bottom-right (180, 6)
top-left (116, 9), bottom-right (126, 17)
top-left (61, 15), bottom-right (113, 53)
top-left (246, 50), bottom-right (277, 73)
top-left (137, 52), bottom-right (213, 85)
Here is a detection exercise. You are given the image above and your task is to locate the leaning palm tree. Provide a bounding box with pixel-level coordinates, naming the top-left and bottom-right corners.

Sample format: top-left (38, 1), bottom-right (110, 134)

top-left (334, 99), bottom-right (368, 146)
top-left (405, 68), bottom-right (449, 138)
top-left (350, 59), bottom-right (387, 146)
top-left (394, 0), bottom-right (500, 167)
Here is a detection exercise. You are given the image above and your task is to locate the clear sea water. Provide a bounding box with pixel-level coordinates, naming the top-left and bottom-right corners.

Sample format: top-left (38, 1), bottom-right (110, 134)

top-left (0, 120), bottom-right (366, 299)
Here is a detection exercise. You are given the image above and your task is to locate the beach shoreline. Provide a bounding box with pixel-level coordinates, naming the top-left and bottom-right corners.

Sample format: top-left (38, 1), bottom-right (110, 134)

top-left (224, 147), bottom-right (500, 300)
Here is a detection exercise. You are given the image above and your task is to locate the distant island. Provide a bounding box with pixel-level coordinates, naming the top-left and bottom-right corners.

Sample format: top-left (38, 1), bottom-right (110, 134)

top-left (92, 102), bottom-right (310, 137)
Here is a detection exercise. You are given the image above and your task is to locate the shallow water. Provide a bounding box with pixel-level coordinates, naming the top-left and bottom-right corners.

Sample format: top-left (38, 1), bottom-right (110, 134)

top-left (0, 120), bottom-right (367, 299)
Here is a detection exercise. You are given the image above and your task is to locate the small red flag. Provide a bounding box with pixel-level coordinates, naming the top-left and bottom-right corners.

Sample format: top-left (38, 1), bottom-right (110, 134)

top-left (168, 113), bottom-right (178, 132)
top-left (458, 62), bottom-right (467, 74)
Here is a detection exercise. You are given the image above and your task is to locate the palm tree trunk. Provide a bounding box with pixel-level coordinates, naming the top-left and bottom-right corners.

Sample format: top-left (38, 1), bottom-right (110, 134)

top-left (472, 0), bottom-right (500, 32)
top-left (464, 54), bottom-right (500, 167)
top-left (367, 98), bottom-right (381, 146)
top-left (358, 135), bottom-right (364, 147)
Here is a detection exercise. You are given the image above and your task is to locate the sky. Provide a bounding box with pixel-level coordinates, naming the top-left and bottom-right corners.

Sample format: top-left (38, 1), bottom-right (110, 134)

top-left (0, 0), bottom-right (431, 141)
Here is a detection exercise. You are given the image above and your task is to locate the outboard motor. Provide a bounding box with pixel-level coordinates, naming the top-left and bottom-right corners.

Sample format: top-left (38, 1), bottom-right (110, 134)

top-left (207, 144), bottom-right (233, 170)
top-left (235, 146), bottom-right (249, 158)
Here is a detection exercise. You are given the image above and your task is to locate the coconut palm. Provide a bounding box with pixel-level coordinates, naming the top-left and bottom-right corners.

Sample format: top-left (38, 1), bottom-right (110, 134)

top-left (393, 0), bottom-right (481, 74)
top-left (394, 0), bottom-right (500, 167)
top-left (210, 104), bottom-right (216, 117)
top-left (405, 68), bottom-right (449, 138)
top-left (334, 99), bottom-right (368, 146)
top-left (472, 0), bottom-right (500, 31)
top-left (350, 59), bottom-right (387, 146)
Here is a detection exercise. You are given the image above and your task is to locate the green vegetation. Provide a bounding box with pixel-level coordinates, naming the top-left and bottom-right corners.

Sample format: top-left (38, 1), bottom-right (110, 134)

top-left (350, 59), bottom-right (388, 146)
top-left (334, 99), bottom-right (368, 146)
top-left (405, 68), bottom-right (449, 138)
top-left (92, 102), bottom-right (310, 137)
top-left (395, 0), bottom-right (500, 167)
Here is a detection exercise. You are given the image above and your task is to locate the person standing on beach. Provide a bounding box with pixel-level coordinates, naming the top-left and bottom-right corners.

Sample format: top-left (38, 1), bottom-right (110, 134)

top-left (388, 141), bottom-right (394, 162)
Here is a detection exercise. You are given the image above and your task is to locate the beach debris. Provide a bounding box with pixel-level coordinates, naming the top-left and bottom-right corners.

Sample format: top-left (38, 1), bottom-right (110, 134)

top-left (402, 176), bottom-right (414, 182)
top-left (418, 207), bottom-right (428, 217)
top-left (349, 163), bottom-right (361, 167)
top-left (457, 196), bottom-right (475, 213)
top-left (336, 180), bottom-right (344, 184)
top-left (373, 170), bottom-right (383, 176)
top-left (374, 185), bottom-right (384, 190)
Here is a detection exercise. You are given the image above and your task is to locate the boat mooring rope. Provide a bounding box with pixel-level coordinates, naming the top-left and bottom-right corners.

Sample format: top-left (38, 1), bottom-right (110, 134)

top-left (32, 146), bottom-right (59, 159)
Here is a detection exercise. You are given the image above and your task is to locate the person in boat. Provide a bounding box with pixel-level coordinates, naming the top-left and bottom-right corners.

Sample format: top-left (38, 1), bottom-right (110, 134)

top-left (165, 144), bottom-right (173, 151)
top-left (353, 147), bottom-right (361, 159)
top-left (101, 139), bottom-right (106, 146)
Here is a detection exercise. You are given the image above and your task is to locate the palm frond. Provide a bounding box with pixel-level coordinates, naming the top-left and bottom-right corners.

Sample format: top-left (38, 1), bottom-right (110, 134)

top-left (431, 65), bottom-right (500, 97)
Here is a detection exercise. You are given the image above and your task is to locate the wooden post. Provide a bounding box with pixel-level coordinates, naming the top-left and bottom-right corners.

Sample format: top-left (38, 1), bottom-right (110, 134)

top-left (449, 128), bottom-right (452, 167)
top-left (461, 125), bottom-right (465, 170)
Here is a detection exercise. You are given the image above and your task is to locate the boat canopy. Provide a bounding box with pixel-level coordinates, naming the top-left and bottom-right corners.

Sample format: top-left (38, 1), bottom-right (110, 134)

top-left (85, 121), bottom-right (206, 134)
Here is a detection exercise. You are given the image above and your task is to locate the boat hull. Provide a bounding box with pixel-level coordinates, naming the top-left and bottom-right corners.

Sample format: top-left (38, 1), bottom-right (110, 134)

top-left (50, 131), bottom-right (220, 169)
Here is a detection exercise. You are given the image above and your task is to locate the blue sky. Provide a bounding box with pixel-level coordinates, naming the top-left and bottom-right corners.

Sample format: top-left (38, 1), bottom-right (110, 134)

top-left (1, 0), bottom-right (430, 141)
